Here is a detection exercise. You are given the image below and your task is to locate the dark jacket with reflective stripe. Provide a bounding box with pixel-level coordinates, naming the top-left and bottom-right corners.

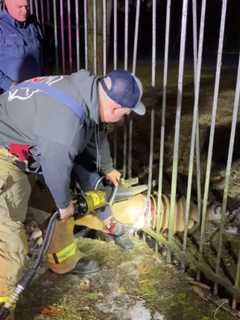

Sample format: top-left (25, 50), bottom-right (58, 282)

top-left (0, 70), bottom-right (113, 208)
top-left (0, 10), bottom-right (43, 93)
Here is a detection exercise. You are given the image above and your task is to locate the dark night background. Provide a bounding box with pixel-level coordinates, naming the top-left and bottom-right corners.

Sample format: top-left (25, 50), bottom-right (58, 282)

top-left (120, 0), bottom-right (240, 65)
top-left (40, 0), bottom-right (240, 73)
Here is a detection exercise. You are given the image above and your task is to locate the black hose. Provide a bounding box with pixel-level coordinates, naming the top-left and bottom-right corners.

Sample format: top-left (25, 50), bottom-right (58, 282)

top-left (19, 211), bottom-right (59, 288)
top-left (0, 211), bottom-right (60, 320)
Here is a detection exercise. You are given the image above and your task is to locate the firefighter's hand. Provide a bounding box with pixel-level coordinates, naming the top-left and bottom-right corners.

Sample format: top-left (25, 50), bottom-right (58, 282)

top-left (105, 169), bottom-right (121, 186)
top-left (59, 201), bottom-right (75, 220)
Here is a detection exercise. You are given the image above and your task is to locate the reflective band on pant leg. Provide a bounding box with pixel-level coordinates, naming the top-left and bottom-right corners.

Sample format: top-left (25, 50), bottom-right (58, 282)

top-left (47, 218), bottom-right (83, 274)
top-left (48, 242), bottom-right (77, 264)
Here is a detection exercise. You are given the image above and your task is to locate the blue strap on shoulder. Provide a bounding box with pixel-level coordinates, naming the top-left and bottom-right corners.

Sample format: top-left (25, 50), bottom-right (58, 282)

top-left (15, 82), bottom-right (85, 120)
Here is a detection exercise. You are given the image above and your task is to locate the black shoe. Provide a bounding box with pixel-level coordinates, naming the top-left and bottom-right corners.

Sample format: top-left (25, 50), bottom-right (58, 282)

top-left (71, 258), bottom-right (100, 275)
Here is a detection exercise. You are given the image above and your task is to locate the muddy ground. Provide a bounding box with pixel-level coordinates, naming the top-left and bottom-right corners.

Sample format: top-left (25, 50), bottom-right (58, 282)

top-left (16, 236), bottom-right (238, 320)
top-left (14, 63), bottom-right (240, 320)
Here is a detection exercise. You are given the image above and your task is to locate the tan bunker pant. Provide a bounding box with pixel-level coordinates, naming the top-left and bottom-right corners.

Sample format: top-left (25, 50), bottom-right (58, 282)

top-left (0, 149), bottom-right (30, 301)
top-left (0, 148), bottom-right (81, 304)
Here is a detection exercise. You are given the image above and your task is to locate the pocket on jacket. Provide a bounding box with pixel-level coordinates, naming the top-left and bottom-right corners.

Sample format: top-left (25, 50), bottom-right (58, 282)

top-left (3, 36), bottom-right (25, 57)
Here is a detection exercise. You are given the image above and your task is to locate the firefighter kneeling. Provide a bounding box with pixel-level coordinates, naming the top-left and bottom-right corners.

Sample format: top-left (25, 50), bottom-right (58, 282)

top-left (0, 69), bottom-right (146, 319)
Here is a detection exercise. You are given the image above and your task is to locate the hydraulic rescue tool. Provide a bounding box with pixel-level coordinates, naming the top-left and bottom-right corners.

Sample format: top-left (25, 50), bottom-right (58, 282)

top-left (0, 190), bottom-right (107, 320)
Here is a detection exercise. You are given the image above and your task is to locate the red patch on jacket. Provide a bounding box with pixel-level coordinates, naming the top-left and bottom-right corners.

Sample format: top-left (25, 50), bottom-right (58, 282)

top-left (8, 144), bottom-right (30, 161)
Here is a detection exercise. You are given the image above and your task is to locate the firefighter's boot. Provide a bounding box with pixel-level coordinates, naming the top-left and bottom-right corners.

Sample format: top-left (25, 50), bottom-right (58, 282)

top-left (47, 217), bottom-right (99, 274)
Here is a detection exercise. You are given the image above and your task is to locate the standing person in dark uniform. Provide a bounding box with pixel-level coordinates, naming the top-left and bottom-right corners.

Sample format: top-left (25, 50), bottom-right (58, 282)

top-left (0, 0), bottom-right (43, 94)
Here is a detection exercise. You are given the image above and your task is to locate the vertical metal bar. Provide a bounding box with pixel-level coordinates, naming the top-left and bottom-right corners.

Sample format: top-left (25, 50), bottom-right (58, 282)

top-left (182, 0), bottom-right (207, 266)
top-left (192, 0), bottom-right (202, 222)
top-left (199, 0), bottom-right (227, 272)
top-left (113, 130), bottom-right (117, 168)
top-left (215, 34), bottom-right (239, 297)
top-left (46, 0), bottom-right (50, 24)
top-left (192, 0), bottom-right (198, 71)
top-left (93, 0), bottom-right (97, 73)
top-left (75, 0), bottom-right (80, 70)
top-left (113, 0), bottom-right (118, 69)
top-left (128, 120), bottom-right (133, 178)
top-left (84, 0), bottom-right (88, 69)
top-left (103, 0), bottom-right (107, 75)
top-left (34, 0), bottom-right (39, 21)
top-left (195, 128), bottom-right (202, 221)
top-left (123, 121), bottom-right (127, 178)
top-left (156, 0), bottom-right (171, 236)
top-left (67, 0), bottom-right (73, 73)
top-left (147, 110), bottom-right (155, 225)
top-left (128, 0), bottom-right (141, 180)
top-left (151, 0), bottom-right (156, 87)
top-left (40, 0), bottom-right (44, 33)
top-left (147, 0), bottom-right (156, 218)
top-left (132, 0), bottom-right (141, 75)
top-left (123, 0), bottom-right (129, 178)
top-left (232, 248), bottom-right (240, 309)
top-left (29, 0), bottom-right (33, 14)
top-left (60, 0), bottom-right (66, 74)
top-left (53, 0), bottom-right (59, 73)
top-left (168, 0), bottom-right (189, 262)
top-left (124, 0), bottom-right (129, 70)
top-left (113, 0), bottom-right (118, 167)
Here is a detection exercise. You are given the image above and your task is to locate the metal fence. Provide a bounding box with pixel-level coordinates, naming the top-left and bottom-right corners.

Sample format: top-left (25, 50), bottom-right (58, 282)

top-left (1, 0), bottom-right (240, 311)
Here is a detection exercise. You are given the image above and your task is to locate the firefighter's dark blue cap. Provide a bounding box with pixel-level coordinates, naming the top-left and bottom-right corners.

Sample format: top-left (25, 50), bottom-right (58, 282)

top-left (100, 70), bottom-right (145, 115)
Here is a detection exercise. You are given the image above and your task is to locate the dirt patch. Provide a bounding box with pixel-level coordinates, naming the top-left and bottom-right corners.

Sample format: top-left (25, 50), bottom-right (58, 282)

top-left (16, 237), bottom-right (236, 320)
